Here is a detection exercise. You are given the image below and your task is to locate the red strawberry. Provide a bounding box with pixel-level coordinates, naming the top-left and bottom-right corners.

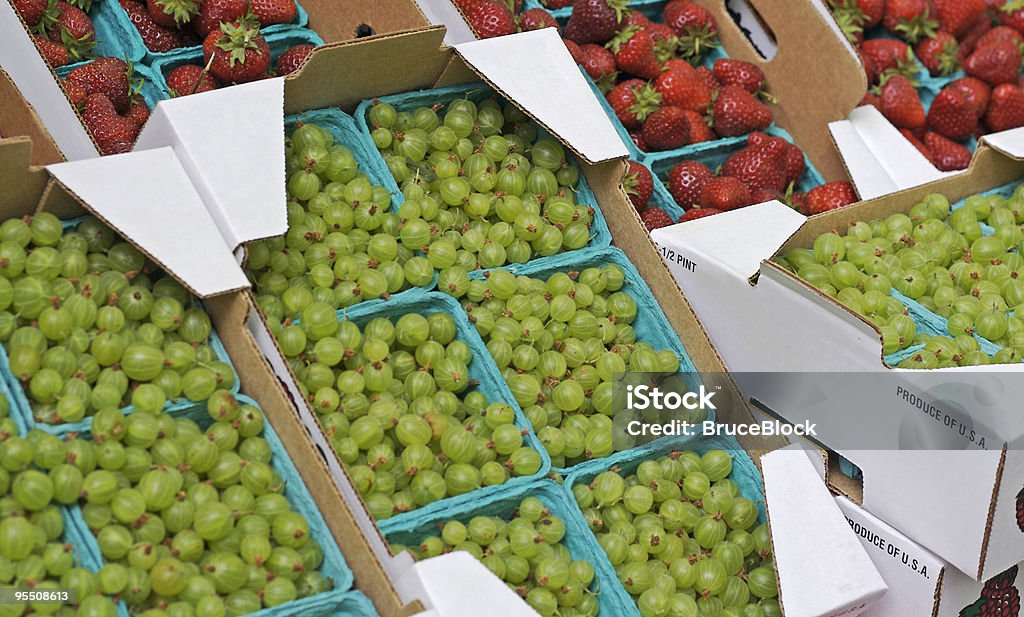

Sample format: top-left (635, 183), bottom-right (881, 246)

top-left (82, 94), bottom-right (138, 156)
top-left (948, 76), bottom-right (992, 118)
top-left (45, 1), bottom-right (95, 61)
top-left (722, 139), bottom-right (788, 194)
top-left (934, 0), bottom-right (986, 39)
top-left (683, 110), bottom-right (715, 143)
top-left (879, 74), bottom-right (926, 130)
top-left (927, 87), bottom-right (977, 141)
top-left (976, 25), bottom-right (1024, 50)
top-left (783, 142), bottom-right (807, 184)
top-left (628, 129), bottom-right (647, 151)
top-left (668, 160), bottom-right (714, 208)
top-left (641, 106), bottom-right (690, 151)
top-left (662, 0), bottom-right (717, 61)
top-left (165, 64), bottom-right (219, 96)
top-left (607, 25), bottom-right (660, 79)
top-left (12, 0), bottom-right (48, 27)
top-left (861, 90), bottom-right (881, 110)
top-left (646, 22), bottom-right (679, 63)
top-left (578, 43), bottom-right (617, 83)
top-left (33, 35), bottom-right (69, 67)
top-left (964, 42), bottom-right (1023, 86)
top-left (145, 0), bottom-right (198, 27)
top-left (712, 58), bottom-right (765, 94)
top-left (194, 0), bottom-right (247, 37)
top-left (959, 15), bottom-right (994, 58)
top-left (543, 0), bottom-right (572, 7)
top-left (678, 207), bottom-right (722, 222)
top-left (65, 57), bottom-right (132, 114)
top-left (884, 0), bottom-right (939, 43)
top-left (984, 83), bottom-right (1024, 131)
top-left (790, 191), bottom-right (809, 215)
top-left (624, 9), bottom-right (650, 27)
top-left (860, 39), bottom-right (919, 84)
top-left (804, 181), bottom-right (857, 214)
top-left (64, 81), bottom-right (88, 107)
top-left (915, 33), bottom-right (960, 76)
top-left (563, 38), bottom-right (584, 63)
top-left (694, 65), bottom-right (720, 92)
top-left (900, 128), bottom-right (934, 162)
top-left (641, 207), bottom-right (673, 230)
top-left (250, 0), bottom-right (297, 27)
top-left (519, 8), bottom-right (559, 31)
top-left (712, 85), bottom-right (773, 137)
top-left (624, 161), bottom-right (653, 210)
top-left (119, 0), bottom-right (184, 52)
top-left (202, 18), bottom-right (272, 84)
top-left (125, 96), bottom-right (150, 130)
top-left (606, 79), bottom-right (661, 130)
top-left (699, 176), bottom-right (752, 211)
top-left (924, 131), bottom-right (972, 170)
top-left (564, 0), bottom-right (628, 44)
top-left (996, 0), bottom-right (1024, 36)
top-left (466, 1), bottom-right (516, 38)
top-left (653, 64), bottom-right (712, 113)
top-left (276, 43), bottom-right (313, 76)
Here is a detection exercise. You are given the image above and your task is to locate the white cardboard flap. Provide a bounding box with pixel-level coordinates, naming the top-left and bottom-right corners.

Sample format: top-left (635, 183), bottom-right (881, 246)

top-left (979, 126), bottom-right (1024, 159)
top-left (414, 0), bottom-right (476, 46)
top-left (650, 201), bottom-right (804, 280)
top-left (762, 447), bottom-right (888, 617)
top-left (134, 79), bottom-right (288, 250)
top-left (47, 147), bottom-right (250, 297)
top-left (454, 28), bottom-right (628, 164)
top-left (413, 551), bottom-right (540, 617)
top-left (0, 1), bottom-right (97, 160)
top-left (828, 119), bottom-right (901, 200)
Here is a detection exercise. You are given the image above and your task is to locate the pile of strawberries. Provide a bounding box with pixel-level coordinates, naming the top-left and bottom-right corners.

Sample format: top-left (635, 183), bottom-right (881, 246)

top-left (118, 0), bottom-right (297, 54)
top-left (164, 38), bottom-right (313, 97)
top-left (62, 57), bottom-right (150, 155)
top-left (14, 0), bottom-right (99, 68)
top-left (830, 0), bottom-right (1024, 172)
top-left (629, 132), bottom-right (859, 231)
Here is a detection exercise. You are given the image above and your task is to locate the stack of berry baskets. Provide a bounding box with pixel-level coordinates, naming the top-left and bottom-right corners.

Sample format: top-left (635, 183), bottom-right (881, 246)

top-left (0, 213), bottom-right (240, 438)
top-left (824, 0), bottom-right (1024, 172)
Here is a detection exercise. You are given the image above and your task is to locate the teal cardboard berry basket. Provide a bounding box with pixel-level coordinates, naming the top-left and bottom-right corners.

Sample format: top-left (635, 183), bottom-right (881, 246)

top-left (353, 81), bottom-right (613, 258)
top-left (149, 28), bottom-right (323, 99)
top-left (297, 289), bottom-right (552, 533)
top-left (69, 394), bottom-right (356, 617)
top-left (382, 478), bottom-right (638, 617)
top-left (55, 0), bottom-right (147, 73)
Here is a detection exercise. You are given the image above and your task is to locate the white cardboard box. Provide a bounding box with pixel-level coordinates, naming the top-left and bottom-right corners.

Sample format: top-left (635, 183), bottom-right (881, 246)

top-left (649, 137), bottom-right (1024, 581)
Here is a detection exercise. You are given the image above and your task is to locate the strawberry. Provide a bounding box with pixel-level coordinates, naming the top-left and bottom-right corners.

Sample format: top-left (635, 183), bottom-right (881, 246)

top-left (542, 0), bottom-right (572, 7)
top-left (578, 43), bottom-right (617, 85)
top-left (900, 128), bottom-right (934, 162)
top-left (678, 207), bottom-right (722, 222)
top-left (860, 39), bottom-right (919, 84)
top-left (641, 106), bottom-right (690, 151)
top-left (125, 96), bottom-right (150, 130)
top-left (120, 0), bottom-right (184, 52)
top-left (964, 42), bottom-right (1023, 86)
top-left (915, 33), bottom-right (960, 76)
top-left (722, 139), bottom-right (788, 194)
top-left (668, 160), bottom-right (714, 208)
top-left (628, 129), bottom-right (647, 151)
top-left (804, 181), bottom-right (857, 214)
top-left (934, 0), bottom-right (986, 39)
top-left (830, 0), bottom-right (885, 29)
top-left (645, 22), bottom-right (679, 63)
top-left (879, 74), bottom-right (926, 130)
top-left (624, 9), bottom-right (649, 27)
top-left (563, 38), bottom-right (584, 63)
top-left (976, 25), bottom-right (1024, 50)
top-left (790, 191), bottom-right (809, 215)
top-left (165, 64), bottom-right (219, 96)
top-left (250, 0), bottom-right (297, 27)
top-left (884, 0), bottom-right (939, 44)
top-left (145, 0), bottom-right (198, 27)
top-left (82, 93), bottom-right (138, 156)
top-left (662, 0), bottom-right (718, 61)
top-left (624, 161), bottom-right (654, 210)
top-left (694, 65), bottom-right (720, 92)
top-left (45, 1), bottom-right (95, 61)
top-left (712, 58), bottom-right (765, 94)
top-left (607, 25), bottom-right (660, 79)
top-left (783, 142), bottom-right (807, 184)
top-left (33, 35), bottom-right (69, 67)
top-left (518, 8), bottom-right (558, 31)
top-left (997, 0), bottom-right (1024, 36)
top-left (683, 110), bottom-right (715, 143)
top-left (275, 44), bottom-right (313, 76)
top-left (712, 85), bottom-right (773, 137)
top-left (699, 176), bottom-right (752, 211)
top-left (653, 64), bottom-right (712, 113)
top-left (860, 90), bottom-right (881, 110)
top-left (63, 81), bottom-right (88, 107)
top-left (564, 0), bottom-right (628, 44)
top-left (202, 18), bottom-right (272, 84)
top-left (466, 1), bottom-right (516, 38)
top-left (949, 76), bottom-right (992, 118)
top-left (924, 131), bottom-right (972, 170)
top-left (194, 0), bottom-right (248, 37)
top-left (984, 83), bottom-right (1024, 131)
top-left (606, 79), bottom-right (661, 130)
top-left (65, 57), bottom-right (132, 114)
top-left (640, 207), bottom-right (673, 230)
top-left (959, 16), bottom-right (994, 58)
top-left (927, 87), bottom-right (977, 141)
top-left (12, 0), bottom-right (48, 27)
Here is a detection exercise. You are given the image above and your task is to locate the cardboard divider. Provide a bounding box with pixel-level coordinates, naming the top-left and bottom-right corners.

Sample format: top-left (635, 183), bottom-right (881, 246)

top-left (0, 69), bottom-right (64, 166)
top-left (300, 0), bottom-right (430, 43)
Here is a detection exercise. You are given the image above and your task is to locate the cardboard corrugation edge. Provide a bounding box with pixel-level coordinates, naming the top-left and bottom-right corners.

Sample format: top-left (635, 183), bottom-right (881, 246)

top-left (977, 446), bottom-right (1007, 581)
top-left (204, 292), bottom-right (425, 617)
top-left (0, 69), bottom-right (64, 166)
top-left (692, 0), bottom-right (866, 182)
